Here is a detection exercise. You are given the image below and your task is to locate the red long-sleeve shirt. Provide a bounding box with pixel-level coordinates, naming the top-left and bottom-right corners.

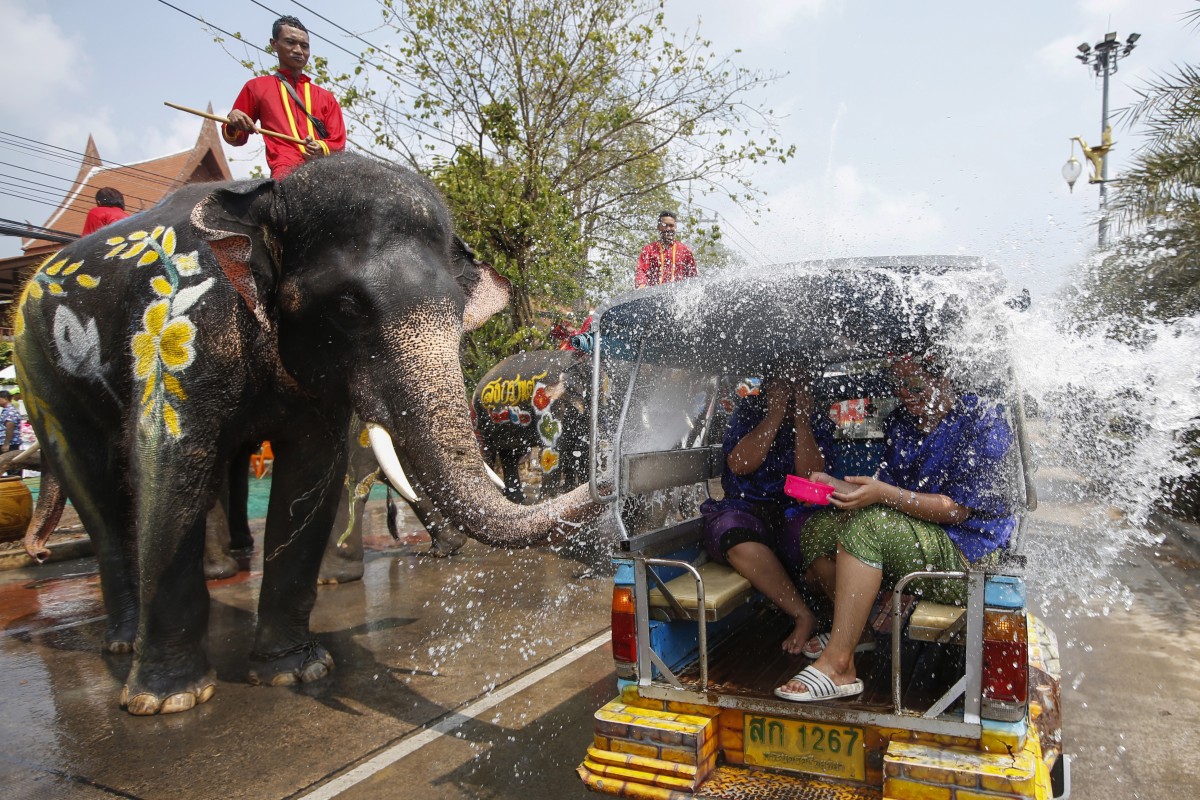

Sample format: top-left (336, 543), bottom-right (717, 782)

top-left (223, 72), bottom-right (346, 178)
top-left (82, 206), bottom-right (128, 236)
top-left (635, 240), bottom-right (697, 288)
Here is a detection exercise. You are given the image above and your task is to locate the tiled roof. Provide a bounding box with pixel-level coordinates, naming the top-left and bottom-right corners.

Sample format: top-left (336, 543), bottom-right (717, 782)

top-left (20, 115), bottom-right (234, 258)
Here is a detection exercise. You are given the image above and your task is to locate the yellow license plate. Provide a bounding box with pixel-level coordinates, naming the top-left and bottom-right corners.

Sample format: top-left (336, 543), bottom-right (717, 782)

top-left (743, 714), bottom-right (866, 781)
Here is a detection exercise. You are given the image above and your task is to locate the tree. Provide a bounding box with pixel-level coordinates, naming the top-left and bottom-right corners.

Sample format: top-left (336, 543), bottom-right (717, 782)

top-left (357, 0), bottom-right (792, 304)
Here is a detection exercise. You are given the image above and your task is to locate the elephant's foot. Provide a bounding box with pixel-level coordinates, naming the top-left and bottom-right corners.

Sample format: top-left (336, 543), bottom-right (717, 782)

top-left (426, 527), bottom-right (467, 557)
top-left (247, 640), bottom-right (334, 686)
top-left (119, 672), bottom-right (216, 715)
top-left (203, 552), bottom-right (239, 581)
top-left (318, 545), bottom-right (364, 585)
top-left (102, 619), bottom-right (137, 654)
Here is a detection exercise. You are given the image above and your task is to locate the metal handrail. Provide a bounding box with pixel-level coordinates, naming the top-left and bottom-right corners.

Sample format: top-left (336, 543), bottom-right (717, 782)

top-left (891, 569), bottom-right (985, 723)
top-left (636, 557), bottom-right (708, 691)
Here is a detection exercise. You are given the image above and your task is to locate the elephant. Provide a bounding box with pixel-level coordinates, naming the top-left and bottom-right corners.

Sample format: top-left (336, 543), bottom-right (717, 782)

top-left (12, 153), bottom-right (597, 715)
top-left (471, 349), bottom-right (591, 504)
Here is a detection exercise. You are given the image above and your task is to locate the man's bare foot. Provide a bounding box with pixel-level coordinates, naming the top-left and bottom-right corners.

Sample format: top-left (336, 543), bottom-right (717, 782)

top-left (782, 608), bottom-right (818, 655)
top-left (777, 655), bottom-right (858, 696)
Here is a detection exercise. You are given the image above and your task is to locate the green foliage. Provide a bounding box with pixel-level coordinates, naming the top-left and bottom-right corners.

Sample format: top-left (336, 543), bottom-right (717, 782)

top-left (214, 1), bottom-right (790, 373)
top-left (1087, 38), bottom-right (1200, 329)
top-left (363, 0), bottom-right (791, 313)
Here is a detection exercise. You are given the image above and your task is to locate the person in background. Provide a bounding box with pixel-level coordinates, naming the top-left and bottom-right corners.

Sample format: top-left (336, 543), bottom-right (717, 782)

top-left (635, 210), bottom-right (698, 288)
top-left (223, 15), bottom-right (347, 178)
top-left (81, 187), bottom-right (129, 236)
top-left (0, 390), bottom-right (23, 476)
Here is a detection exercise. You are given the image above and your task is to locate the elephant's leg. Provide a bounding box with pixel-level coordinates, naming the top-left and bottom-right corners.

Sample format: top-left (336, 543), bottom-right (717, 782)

top-left (121, 454), bottom-right (219, 715)
top-left (226, 447), bottom-right (255, 552)
top-left (498, 449), bottom-right (525, 504)
top-left (317, 496), bottom-right (364, 584)
top-left (396, 448), bottom-right (466, 557)
top-left (249, 430), bottom-right (345, 686)
top-left (203, 490), bottom-right (238, 580)
top-left (39, 419), bottom-right (138, 654)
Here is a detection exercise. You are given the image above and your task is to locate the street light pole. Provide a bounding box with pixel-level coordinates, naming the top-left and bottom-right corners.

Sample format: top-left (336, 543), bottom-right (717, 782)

top-left (1073, 31), bottom-right (1140, 248)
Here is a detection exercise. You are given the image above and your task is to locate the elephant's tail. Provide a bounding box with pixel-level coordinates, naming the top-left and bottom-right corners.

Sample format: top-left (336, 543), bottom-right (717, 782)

top-left (24, 467), bottom-right (66, 563)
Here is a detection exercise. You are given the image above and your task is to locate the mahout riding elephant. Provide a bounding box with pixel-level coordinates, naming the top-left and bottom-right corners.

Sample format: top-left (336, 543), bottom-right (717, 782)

top-left (13, 154), bottom-right (596, 715)
top-left (471, 349), bottom-right (591, 504)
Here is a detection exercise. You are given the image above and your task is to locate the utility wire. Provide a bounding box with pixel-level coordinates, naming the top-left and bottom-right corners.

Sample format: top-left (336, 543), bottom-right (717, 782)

top-left (705, 209), bottom-right (771, 263)
top-left (0, 190), bottom-right (92, 218)
top-left (0, 131), bottom-right (187, 192)
top-left (0, 218), bottom-right (78, 244)
top-left (0, 169), bottom-right (162, 210)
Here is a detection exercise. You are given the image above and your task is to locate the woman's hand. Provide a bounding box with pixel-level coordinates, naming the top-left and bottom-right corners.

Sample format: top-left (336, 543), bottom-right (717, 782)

top-left (763, 378), bottom-right (793, 421)
top-left (829, 475), bottom-right (891, 510)
top-left (793, 381), bottom-right (815, 418)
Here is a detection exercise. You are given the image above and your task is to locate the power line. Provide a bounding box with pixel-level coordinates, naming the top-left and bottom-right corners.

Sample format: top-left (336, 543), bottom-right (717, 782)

top-left (0, 218), bottom-right (78, 244)
top-left (0, 168), bottom-right (163, 211)
top-left (706, 209), bottom-right (771, 263)
top-left (0, 190), bottom-right (91, 218)
top-left (0, 131), bottom-right (186, 192)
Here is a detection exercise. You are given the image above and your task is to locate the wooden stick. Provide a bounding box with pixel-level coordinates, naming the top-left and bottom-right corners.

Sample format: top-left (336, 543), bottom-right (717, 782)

top-left (164, 101), bottom-right (309, 146)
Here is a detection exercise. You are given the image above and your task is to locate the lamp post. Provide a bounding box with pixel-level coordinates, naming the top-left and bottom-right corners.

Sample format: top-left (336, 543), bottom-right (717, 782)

top-left (1065, 31), bottom-right (1140, 248)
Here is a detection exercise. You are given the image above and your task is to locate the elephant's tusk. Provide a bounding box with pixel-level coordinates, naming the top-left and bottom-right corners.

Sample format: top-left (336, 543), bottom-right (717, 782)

top-left (483, 462), bottom-right (506, 491)
top-left (366, 424), bottom-right (419, 505)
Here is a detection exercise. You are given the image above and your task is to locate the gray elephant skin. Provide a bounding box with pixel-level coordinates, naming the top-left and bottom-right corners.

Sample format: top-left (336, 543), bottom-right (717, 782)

top-left (472, 350), bottom-right (591, 503)
top-left (12, 154), bottom-right (596, 715)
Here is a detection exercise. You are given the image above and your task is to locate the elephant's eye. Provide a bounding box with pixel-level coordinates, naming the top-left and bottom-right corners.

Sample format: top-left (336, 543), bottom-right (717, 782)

top-left (331, 292), bottom-right (372, 333)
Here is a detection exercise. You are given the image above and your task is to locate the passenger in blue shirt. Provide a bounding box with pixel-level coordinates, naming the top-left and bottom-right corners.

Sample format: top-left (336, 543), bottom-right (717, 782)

top-left (701, 365), bottom-right (835, 656)
top-left (776, 352), bottom-right (1016, 703)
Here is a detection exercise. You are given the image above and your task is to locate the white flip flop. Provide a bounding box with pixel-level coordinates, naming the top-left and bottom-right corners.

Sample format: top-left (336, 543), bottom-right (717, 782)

top-left (774, 664), bottom-right (864, 702)
top-left (801, 632), bottom-right (876, 659)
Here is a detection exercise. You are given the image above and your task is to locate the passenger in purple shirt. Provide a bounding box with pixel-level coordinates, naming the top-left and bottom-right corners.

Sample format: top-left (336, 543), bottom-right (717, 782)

top-left (701, 366), bottom-right (835, 656)
top-left (776, 353), bottom-right (1016, 703)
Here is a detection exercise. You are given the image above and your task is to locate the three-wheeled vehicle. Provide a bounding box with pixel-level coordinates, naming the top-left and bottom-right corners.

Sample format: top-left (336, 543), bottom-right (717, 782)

top-left (576, 257), bottom-right (1068, 800)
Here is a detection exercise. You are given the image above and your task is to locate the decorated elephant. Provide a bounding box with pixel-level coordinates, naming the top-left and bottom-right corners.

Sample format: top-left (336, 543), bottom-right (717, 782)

top-left (471, 349), bottom-right (591, 504)
top-left (13, 154), bottom-right (596, 715)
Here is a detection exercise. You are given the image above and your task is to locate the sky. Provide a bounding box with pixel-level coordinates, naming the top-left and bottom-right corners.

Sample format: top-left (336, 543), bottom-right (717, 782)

top-left (1, 0), bottom-right (1198, 297)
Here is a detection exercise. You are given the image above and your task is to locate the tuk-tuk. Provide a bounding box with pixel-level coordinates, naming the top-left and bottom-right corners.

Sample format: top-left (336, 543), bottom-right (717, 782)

top-left (577, 257), bottom-right (1068, 799)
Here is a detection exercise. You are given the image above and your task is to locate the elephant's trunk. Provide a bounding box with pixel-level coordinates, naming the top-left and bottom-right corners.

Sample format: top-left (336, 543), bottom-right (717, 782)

top-left (371, 301), bottom-right (600, 547)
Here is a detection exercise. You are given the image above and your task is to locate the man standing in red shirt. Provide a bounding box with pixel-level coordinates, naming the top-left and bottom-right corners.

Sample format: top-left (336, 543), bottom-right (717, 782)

top-left (223, 16), bottom-right (346, 178)
top-left (634, 210), bottom-right (698, 288)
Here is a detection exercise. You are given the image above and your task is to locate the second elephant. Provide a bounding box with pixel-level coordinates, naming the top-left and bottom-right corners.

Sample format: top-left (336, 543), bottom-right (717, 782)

top-left (471, 350), bottom-right (591, 504)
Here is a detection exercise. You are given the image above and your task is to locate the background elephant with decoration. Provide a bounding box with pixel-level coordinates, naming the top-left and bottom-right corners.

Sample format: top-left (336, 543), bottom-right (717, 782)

top-left (471, 349), bottom-right (592, 504)
top-left (13, 154), bottom-right (596, 716)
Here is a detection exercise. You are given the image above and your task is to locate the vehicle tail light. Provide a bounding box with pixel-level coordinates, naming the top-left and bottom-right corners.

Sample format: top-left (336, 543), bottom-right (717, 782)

top-left (611, 586), bottom-right (637, 664)
top-left (982, 608), bottom-right (1028, 720)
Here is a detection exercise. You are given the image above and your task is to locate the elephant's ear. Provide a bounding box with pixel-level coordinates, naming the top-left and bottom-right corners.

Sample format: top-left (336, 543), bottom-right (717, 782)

top-left (189, 179), bottom-right (279, 316)
top-left (453, 236), bottom-right (511, 332)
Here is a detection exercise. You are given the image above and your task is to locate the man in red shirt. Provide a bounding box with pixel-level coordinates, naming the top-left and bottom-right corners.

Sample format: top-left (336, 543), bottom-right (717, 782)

top-left (81, 187), bottom-right (129, 236)
top-left (223, 16), bottom-right (346, 178)
top-left (634, 210), bottom-right (698, 288)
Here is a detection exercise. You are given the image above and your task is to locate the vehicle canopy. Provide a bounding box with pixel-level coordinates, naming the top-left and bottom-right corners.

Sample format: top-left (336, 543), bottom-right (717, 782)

top-left (591, 255), bottom-right (1012, 382)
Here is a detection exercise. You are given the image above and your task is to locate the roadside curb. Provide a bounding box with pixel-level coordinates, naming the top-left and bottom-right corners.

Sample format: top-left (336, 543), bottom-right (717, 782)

top-left (0, 530), bottom-right (92, 571)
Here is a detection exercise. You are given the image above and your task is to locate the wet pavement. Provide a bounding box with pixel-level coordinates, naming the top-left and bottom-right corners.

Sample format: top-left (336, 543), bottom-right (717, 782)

top-left (0, 502), bottom-right (611, 799)
top-left (3, 453), bottom-right (1200, 798)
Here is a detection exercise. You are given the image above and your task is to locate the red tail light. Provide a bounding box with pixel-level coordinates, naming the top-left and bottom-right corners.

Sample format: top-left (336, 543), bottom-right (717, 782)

top-left (982, 609), bottom-right (1028, 717)
top-left (611, 586), bottom-right (637, 663)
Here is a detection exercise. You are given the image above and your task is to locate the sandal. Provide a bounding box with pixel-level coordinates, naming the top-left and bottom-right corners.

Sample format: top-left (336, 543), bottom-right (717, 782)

top-left (801, 632), bottom-right (876, 659)
top-left (775, 664), bottom-right (864, 702)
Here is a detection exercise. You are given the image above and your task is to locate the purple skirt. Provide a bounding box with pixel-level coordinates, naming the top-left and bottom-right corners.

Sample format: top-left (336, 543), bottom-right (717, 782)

top-left (700, 499), bottom-right (815, 575)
